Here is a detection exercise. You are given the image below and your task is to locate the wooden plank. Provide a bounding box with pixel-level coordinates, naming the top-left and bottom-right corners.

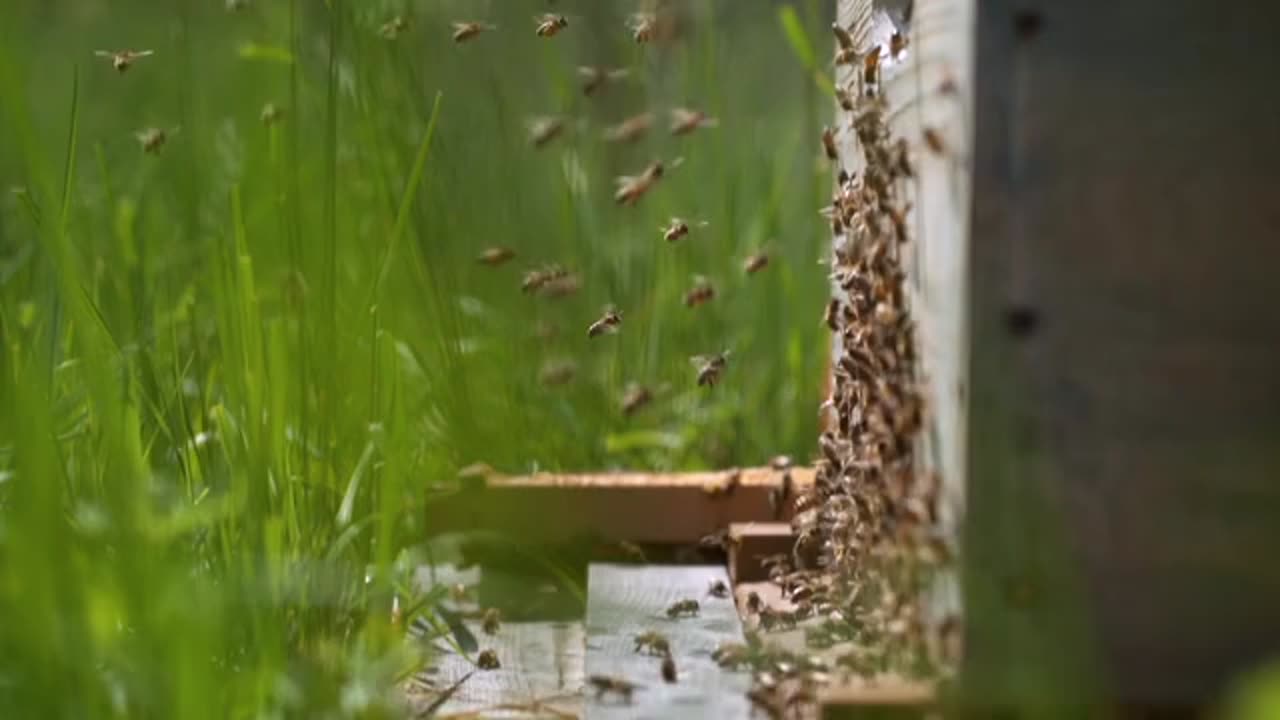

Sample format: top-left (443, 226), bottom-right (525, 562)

top-left (584, 564), bottom-right (751, 718)
top-left (407, 620), bottom-right (584, 719)
top-left (727, 522), bottom-right (800, 584)
top-left (426, 467), bottom-right (814, 544)
top-left (967, 0), bottom-right (1280, 709)
top-left (818, 683), bottom-right (936, 719)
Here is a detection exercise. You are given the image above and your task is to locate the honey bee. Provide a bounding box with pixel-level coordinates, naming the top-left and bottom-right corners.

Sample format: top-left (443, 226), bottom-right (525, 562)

top-left (669, 107), bottom-right (718, 136)
top-left (890, 31), bottom-right (909, 59)
top-left (614, 159), bottom-right (676, 206)
top-left (702, 468), bottom-right (741, 497)
top-left (481, 608), bottom-right (502, 635)
top-left (834, 46), bottom-right (859, 66)
top-left (821, 126), bottom-right (839, 161)
top-left (380, 16), bottom-right (409, 40)
top-left (578, 66), bottom-right (630, 97)
top-left (832, 22), bottom-right (855, 52)
top-left (94, 49), bottom-right (153, 73)
top-left (628, 13), bottom-right (657, 43)
top-left (770, 455), bottom-right (794, 471)
top-left (526, 115), bottom-right (566, 148)
top-left (707, 580), bottom-right (730, 598)
top-left (542, 273), bottom-right (582, 298)
top-left (603, 112), bottom-right (653, 144)
top-left (692, 351), bottom-right (729, 387)
top-left (712, 642), bottom-right (751, 669)
top-left (535, 14), bottom-right (569, 37)
top-left (452, 21), bottom-right (496, 43)
top-left (834, 86), bottom-right (855, 112)
top-left (476, 649), bottom-right (501, 669)
top-left (665, 599), bottom-right (700, 618)
top-left (683, 277), bottom-right (715, 308)
top-left (538, 359), bottom-right (577, 387)
top-left (923, 126), bottom-right (947, 155)
top-left (743, 252), bottom-right (770, 274)
top-left (136, 127), bottom-right (175, 155)
top-left (618, 540), bottom-right (648, 564)
top-left (662, 217), bottom-right (708, 243)
top-left (225, 0), bottom-right (249, 10)
top-left (588, 674), bottom-right (639, 702)
top-left (587, 307), bottom-right (622, 338)
top-left (823, 299), bottom-right (840, 331)
top-left (621, 383), bottom-right (653, 417)
top-left (699, 528), bottom-right (730, 550)
top-left (661, 656), bottom-right (678, 683)
top-left (476, 247), bottom-right (516, 266)
top-left (633, 631), bottom-right (670, 656)
top-left (864, 47), bottom-right (882, 85)
top-left (260, 103), bottom-right (284, 126)
top-left (521, 265), bottom-right (567, 293)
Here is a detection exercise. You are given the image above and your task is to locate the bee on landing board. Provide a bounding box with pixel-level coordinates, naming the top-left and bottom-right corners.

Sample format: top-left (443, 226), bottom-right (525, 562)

top-left (452, 21), bottom-right (496, 43)
top-left (535, 14), bottom-right (569, 38)
top-left (95, 49), bottom-right (153, 73)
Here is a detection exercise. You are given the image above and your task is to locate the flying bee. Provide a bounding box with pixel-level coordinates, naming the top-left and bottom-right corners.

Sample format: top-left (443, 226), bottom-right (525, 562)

top-left (578, 66), bottom-right (630, 96)
top-left (526, 115), bottom-right (566, 148)
top-left (743, 252), bottom-right (770, 275)
top-left (521, 265), bottom-right (567, 293)
top-left (821, 126), bottom-right (839, 161)
top-left (661, 656), bottom-right (678, 683)
top-left (260, 103), bottom-right (284, 126)
top-left (481, 608), bottom-right (502, 635)
top-left (588, 675), bottom-right (639, 702)
top-left (136, 126), bottom-right (176, 155)
top-left (476, 649), bottom-right (501, 669)
top-left (452, 21), bottom-right (496, 43)
top-left (614, 158), bottom-right (679, 206)
top-left (538, 359), bottom-right (577, 387)
top-left (535, 13), bottom-right (569, 37)
top-left (95, 49), bottom-right (153, 73)
top-left (603, 112), bottom-right (653, 144)
top-left (683, 277), bottom-right (715, 308)
top-left (662, 217), bottom-right (709, 243)
top-left (587, 306), bottom-right (622, 338)
top-left (477, 247), bottom-right (516, 266)
top-left (380, 16), bottom-right (409, 39)
top-left (923, 126), bottom-right (948, 155)
top-left (628, 13), bottom-right (657, 43)
top-left (692, 351), bottom-right (729, 387)
top-left (542, 273), bottom-right (582, 298)
top-left (665, 599), bottom-right (700, 618)
top-left (621, 383), bottom-right (653, 417)
top-left (226, 0), bottom-right (249, 10)
top-left (633, 631), bottom-right (670, 656)
top-left (890, 31), bottom-right (909, 59)
top-left (669, 107), bottom-right (719, 136)
top-left (707, 580), bottom-right (730, 599)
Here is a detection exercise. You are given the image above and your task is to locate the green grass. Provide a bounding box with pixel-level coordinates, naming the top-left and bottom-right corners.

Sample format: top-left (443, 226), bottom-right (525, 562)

top-left (0, 0), bottom-right (830, 716)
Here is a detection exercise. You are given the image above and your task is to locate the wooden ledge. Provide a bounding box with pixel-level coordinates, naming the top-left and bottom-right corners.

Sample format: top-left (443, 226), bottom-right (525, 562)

top-left (819, 681), bottom-right (936, 719)
top-left (425, 467), bottom-right (814, 544)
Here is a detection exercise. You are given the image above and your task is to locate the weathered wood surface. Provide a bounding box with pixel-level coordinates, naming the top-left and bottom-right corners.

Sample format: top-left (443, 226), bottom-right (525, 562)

top-left (968, 0), bottom-right (1280, 707)
top-left (425, 468), bottom-right (814, 544)
top-left (727, 522), bottom-right (796, 584)
top-left (584, 564), bottom-right (751, 718)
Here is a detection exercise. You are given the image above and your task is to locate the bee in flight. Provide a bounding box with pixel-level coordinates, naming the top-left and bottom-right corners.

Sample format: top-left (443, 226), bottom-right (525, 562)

top-left (669, 107), bottom-right (718, 136)
top-left (136, 126), bottom-right (177, 155)
top-left (476, 247), bottom-right (516, 267)
top-left (661, 217), bottom-right (708, 243)
top-left (683, 277), bottom-right (715, 308)
top-left (452, 21), bottom-right (496, 43)
top-left (526, 116), bottom-right (567, 148)
top-left (587, 307), bottom-right (623, 338)
top-left (621, 383), bottom-right (653, 417)
top-left (95, 49), bottom-right (153, 73)
top-left (380, 16), bottom-right (409, 39)
top-left (628, 13), bottom-right (657, 43)
top-left (615, 158), bottom-right (680, 206)
top-left (578, 66), bottom-right (630, 97)
top-left (260, 103), bottom-right (284, 126)
top-left (603, 112), bottom-right (653, 144)
top-left (535, 14), bottom-right (569, 37)
top-left (692, 351), bottom-right (729, 387)
top-left (743, 251), bottom-right (770, 275)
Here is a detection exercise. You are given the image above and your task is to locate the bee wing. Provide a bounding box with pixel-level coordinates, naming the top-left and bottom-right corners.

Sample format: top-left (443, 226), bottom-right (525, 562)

top-left (607, 68), bottom-right (631, 80)
top-left (576, 65), bottom-right (598, 78)
top-left (668, 156), bottom-right (685, 170)
top-left (614, 174), bottom-right (639, 186)
top-left (690, 355), bottom-right (711, 368)
top-left (135, 50), bottom-right (155, 57)
top-left (94, 50), bottom-right (114, 57)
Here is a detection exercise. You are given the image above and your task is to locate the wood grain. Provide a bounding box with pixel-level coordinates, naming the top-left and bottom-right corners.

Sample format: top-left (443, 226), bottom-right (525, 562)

top-left (425, 467), bottom-right (814, 544)
top-left (584, 564), bottom-right (751, 719)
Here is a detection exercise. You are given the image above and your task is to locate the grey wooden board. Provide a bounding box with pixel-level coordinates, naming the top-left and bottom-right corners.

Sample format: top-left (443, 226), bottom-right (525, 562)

top-left (968, 0), bottom-right (1280, 706)
top-left (407, 619), bottom-right (584, 719)
top-left (584, 564), bottom-right (751, 719)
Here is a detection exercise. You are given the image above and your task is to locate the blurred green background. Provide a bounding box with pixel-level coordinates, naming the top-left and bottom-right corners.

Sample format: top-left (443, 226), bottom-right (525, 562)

top-left (0, 0), bottom-right (831, 716)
